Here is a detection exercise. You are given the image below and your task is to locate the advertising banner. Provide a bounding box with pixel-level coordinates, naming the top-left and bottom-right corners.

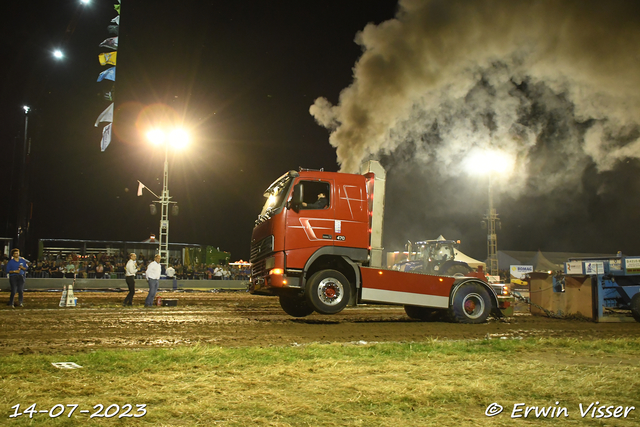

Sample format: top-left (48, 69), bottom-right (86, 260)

top-left (510, 265), bottom-right (533, 279)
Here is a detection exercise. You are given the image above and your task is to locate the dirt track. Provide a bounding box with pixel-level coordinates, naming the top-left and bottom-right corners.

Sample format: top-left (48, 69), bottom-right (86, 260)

top-left (1, 291), bottom-right (639, 355)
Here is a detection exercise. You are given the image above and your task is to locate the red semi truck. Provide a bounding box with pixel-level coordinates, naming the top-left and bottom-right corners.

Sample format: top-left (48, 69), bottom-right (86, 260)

top-left (249, 161), bottom-right (502, 323)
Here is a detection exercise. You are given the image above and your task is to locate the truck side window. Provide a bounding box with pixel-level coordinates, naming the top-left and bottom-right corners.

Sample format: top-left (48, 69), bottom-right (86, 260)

top-left (300, 181), bottom-right (330, 209)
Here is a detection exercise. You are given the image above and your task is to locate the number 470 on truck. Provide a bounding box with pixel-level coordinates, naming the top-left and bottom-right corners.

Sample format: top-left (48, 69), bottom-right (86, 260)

top-left (249, 160), bottom-right (503, 323)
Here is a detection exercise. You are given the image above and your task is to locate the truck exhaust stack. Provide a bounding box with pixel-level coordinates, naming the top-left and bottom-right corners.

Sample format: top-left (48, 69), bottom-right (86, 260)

top-left (360, 160), bottom-right (386, 268)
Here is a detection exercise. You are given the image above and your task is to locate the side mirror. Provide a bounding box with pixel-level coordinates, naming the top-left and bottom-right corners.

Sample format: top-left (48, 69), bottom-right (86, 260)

top-left (290, 183), bottom-right (303, 213)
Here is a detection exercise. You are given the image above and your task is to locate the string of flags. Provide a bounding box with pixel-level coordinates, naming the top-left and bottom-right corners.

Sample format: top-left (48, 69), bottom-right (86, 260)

top-left (95, 1), bottom-right (121, 152)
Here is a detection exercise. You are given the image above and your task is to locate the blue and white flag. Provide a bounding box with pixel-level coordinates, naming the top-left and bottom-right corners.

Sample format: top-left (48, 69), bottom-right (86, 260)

top-left (95, 102), bottom-right (114, 127)
top-left (101, 123), bottom-right (113, 152)
top-left (99, 36), bottom-right (118, 50)
top-left (111, 15), bottom-right (120, 25)
top-left (97, 67), bottom-right (116, 82)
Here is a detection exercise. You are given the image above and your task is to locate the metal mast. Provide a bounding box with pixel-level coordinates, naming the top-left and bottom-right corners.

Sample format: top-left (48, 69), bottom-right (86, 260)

top-left (158, 144), bottom-right (170, 267)
top-left (485, 173), bottom-right (499, 276)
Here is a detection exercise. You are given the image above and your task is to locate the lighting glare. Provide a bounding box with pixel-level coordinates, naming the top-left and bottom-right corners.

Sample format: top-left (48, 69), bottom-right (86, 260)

top-left (23, 106), bottom-right (30, 114)
top-left (53, 50), bottom-right (63, 59)
top-left (169, 129), bottom-right (189, 149)
top-left (146, 128), bottom-right (190, 149)
top-left (146, 129), bottom-right (166, 145)
top-left (466, 149), bottom-right (515, 175)
top-left (80, 0), bottom-right (90, 4)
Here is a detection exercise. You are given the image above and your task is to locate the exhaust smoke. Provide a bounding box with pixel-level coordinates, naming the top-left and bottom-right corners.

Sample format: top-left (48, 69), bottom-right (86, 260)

top-left (310, 0), bottom-right (640, 197)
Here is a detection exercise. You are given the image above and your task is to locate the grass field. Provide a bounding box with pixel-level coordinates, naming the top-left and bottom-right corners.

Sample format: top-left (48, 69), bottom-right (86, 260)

top-left (1, 338), bottom-right (639, 426)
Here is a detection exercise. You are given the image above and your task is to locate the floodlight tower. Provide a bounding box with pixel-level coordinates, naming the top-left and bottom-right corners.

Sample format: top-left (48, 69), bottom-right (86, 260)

top-left (17, 106), bottom-right (31, 246)
top-left (146, 129), bottom-right (188, 267)
top-left (469, 149), bottom-right (513, 277)
top-left (485, 173), bottom-right (499, 276)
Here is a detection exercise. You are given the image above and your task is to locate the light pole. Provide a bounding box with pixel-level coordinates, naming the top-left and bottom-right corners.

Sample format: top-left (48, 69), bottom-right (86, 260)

top-left (17, 106), bottom-right (31, 247)
top-left (468, 149), bottom-right (513, 277)
top-left (485, 172), bottom-right (499, 276)
top-left (145, 128), bottom-right (188, 267)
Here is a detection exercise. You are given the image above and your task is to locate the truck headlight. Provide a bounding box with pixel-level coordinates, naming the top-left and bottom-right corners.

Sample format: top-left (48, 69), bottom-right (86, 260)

top-left (265, 256), bottom-right (275, 270)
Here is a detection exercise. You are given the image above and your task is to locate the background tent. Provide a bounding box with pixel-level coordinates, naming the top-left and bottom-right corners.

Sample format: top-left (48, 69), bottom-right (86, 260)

top-left (453, 249), bottom-right (486, 270)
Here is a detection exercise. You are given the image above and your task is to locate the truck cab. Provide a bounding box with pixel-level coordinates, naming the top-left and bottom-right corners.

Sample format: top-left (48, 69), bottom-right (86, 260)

top-left (250, 168), bottom-right (370, 293)
top-left (250, 161), bottom-right (501, 323)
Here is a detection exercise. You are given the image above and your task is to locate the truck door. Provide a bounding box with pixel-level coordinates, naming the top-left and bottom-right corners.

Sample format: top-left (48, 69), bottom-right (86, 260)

top-left (333, 179), bottom-right (369, 250)
top-left (284, 179), bottom-right (334, 269)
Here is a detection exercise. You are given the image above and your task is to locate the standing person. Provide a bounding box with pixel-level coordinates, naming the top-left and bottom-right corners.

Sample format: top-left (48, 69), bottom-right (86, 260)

top-left (7, 248), bottom-right (29, 308)
top-left (166, 264), bottom-right (177, 291)
top-left (123, 253), bottom-right (137, 306)
top-left (145, 254), bottom-right (162, 308)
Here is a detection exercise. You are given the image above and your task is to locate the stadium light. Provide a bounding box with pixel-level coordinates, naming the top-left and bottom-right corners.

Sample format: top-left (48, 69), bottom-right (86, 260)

top-left (466, 149), bottom-right (515, 175)
top-left (465, 148), bottom-right (514, 277)
top-left (144, 128), bottom-right (190, 267)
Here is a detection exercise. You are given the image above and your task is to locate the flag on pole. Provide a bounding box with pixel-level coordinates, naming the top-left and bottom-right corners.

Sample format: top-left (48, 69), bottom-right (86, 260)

top-left (137, 181), bottom-right (145, 196)
top-left (98, 52), bottom-right (117, 66)
top-left (107, 25), bottom-right (119, 35)
top-left (114, 4), bottom-right (121, 14)
top-left (101, 123), bottom-right (113, 152)
top-left (111, 15), bottom-right (120, 25)
top-left (99, 37), bottom-right (118, 50)
top-left (97, 67), bottom-right (116, 82)
top-left (95, 102), bottom-right (114, 127)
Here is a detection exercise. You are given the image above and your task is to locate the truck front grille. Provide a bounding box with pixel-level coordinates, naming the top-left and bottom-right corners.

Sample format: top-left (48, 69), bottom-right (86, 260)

top-left (250, 235), bottom-right (274, 263)
top-left (251, 258), bottom-right (266, 282)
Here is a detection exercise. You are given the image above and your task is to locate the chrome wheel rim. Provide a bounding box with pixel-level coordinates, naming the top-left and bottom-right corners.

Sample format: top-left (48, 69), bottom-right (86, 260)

top-left (462, 292), bottom-right (484, 319)
top-left (317, 277), bottom-right (344, 306)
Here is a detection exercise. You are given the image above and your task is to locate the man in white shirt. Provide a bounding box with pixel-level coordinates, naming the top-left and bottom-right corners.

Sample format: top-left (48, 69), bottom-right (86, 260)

top-left (166, 264), bottom-right (177, 291)
top-left (123, 253), bottom-right (137, 306)
top-left (145, 254), bottom-right (162, 307)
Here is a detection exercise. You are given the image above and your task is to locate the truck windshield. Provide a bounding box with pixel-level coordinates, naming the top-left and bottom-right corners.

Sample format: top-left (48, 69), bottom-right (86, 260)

top-left (259, 172), bottom-right (293, 217)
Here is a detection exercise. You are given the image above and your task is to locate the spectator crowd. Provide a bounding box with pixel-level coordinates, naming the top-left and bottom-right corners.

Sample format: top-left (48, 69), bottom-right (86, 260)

top-left (1, 251), bottom-right (250, 281)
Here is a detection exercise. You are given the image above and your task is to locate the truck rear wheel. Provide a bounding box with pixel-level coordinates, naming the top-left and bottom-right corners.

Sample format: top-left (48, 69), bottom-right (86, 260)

top-left (631, 293), bottom-right (640, 323)
top-left (450, 282), bottom-right (491, 324)
top-left (279, 295), bottom-right (314, 318)
top-left (404, 305), bottom-right (446, 321)
top-left (305, 269), bottom-right (351, 315)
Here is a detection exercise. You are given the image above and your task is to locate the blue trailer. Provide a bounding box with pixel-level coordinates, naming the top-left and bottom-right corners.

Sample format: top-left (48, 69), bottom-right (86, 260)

top-left (564, 256), bottom-right (640, 322)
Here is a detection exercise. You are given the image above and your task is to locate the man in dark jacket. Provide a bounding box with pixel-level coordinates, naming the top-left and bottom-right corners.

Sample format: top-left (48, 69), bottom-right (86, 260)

top-left (6, 248), bottom-right (29, 308)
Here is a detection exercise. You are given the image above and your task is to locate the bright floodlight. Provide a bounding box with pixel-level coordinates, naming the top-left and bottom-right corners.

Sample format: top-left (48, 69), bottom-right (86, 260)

top-left (146, 129), bottom-right (166, 145)
top-left (466, 149), bottom-right (515, 175)
top-left (53, 50), bottom-right (64, 59)
top-left (80, 0), bottom-right (90, 4)
top-left (169, 129), bottom-right (189, 149)
top-left (23, 106), bottom-right (30, 114)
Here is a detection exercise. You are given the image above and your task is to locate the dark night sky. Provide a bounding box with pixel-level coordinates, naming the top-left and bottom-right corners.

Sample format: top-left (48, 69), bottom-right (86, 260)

top-left (2, 1), bottom-right (398, 260)
top-left (3, 0), bottom-right (640, 262)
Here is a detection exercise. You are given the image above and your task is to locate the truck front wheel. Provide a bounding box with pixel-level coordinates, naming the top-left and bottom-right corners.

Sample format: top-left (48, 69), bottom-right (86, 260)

top-left (279, 295), bottom-right (315, 318)
top-left (450, 282), bottom-right (491, 324)
top-left (305, 270), bottom-right (351, 315)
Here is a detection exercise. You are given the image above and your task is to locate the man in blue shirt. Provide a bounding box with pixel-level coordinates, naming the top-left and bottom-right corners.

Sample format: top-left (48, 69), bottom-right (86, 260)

top-left (6, 248), bottom-right (29, 308)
